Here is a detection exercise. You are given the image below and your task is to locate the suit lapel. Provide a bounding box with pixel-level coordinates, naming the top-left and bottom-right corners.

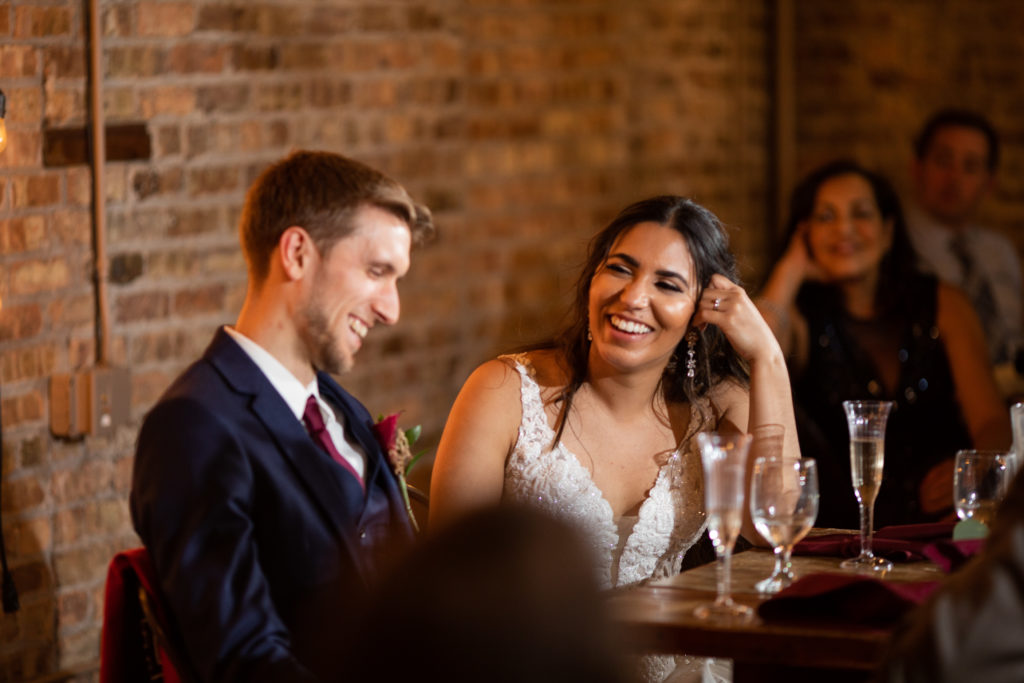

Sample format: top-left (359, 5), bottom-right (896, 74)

top-left (319, 374), bottom-right (414, 539)
top-left (204, 330), bottom-right (366, 560)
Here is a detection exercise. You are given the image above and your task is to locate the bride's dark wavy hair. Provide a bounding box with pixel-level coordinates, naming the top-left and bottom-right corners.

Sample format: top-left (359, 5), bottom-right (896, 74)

top-left (537, 195), bottom-right (750, 445)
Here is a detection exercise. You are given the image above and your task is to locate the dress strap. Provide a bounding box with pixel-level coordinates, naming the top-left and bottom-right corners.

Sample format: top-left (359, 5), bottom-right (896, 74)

top-left (498, 353), bottom-right (553, 444)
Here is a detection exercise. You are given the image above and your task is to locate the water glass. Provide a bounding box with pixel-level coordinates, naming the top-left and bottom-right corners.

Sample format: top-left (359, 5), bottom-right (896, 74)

top-left (694, 431), bottom-right (754, 621)
top-left (841, 400), bottom-right (894, 574)
top-left (953, 450), bottom-right (1011, 527)
top-left (750, 457), bottom-right (819, 594)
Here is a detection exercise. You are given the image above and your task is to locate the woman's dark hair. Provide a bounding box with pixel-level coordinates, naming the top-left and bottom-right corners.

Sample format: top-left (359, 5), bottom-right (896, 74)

top-left (537, 195), bottom-right (750, 445)
top-left (783, 159), bottom-right (917, 317)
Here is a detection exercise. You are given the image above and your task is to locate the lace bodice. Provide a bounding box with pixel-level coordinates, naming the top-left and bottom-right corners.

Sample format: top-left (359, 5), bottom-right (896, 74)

top-left (501, 354), bottom-right (709, 591)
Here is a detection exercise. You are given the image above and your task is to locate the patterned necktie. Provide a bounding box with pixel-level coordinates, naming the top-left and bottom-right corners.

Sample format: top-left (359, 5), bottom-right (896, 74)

top-left (950, 233), bottom-right (999, 355)
top-left (302, 395), bottom-right (365, 490)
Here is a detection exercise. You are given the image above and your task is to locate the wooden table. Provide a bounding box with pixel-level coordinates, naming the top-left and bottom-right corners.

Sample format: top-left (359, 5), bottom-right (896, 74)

top-left (607, 537), bottom-right (944, 682)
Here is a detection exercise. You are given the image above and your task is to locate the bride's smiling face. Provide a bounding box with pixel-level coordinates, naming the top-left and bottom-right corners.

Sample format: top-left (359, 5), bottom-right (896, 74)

top-left (587, 222), bottom-right (698, 374)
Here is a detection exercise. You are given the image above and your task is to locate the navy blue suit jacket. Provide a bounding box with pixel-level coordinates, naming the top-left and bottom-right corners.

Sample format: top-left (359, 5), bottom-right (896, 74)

top-left (130, 328), bottom-right (414, 682)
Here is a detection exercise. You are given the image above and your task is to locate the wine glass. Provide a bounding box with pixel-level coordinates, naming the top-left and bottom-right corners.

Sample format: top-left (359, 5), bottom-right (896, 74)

top-left (695, 431), bottom-right (754, 621)
top-left (749, 456), bottom-right (819, 594)
top-left (840, 400), bottom-right (894, 574)
top-left (953, 450), bottom-right (1011, 528)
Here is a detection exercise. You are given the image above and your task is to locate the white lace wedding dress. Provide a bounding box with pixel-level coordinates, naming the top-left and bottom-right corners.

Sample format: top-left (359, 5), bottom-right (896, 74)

top-left (501, 354), bottom-right (727, 683)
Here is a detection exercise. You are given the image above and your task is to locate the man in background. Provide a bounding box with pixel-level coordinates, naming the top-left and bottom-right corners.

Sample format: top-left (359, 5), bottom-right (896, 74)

top-left (131, 150), bottom-right (433, 682)
top-left (907, 109), bottom-right (1023, 379)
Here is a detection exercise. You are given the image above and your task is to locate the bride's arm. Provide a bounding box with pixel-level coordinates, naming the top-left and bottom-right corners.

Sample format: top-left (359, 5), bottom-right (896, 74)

top-left (428, 359), bottom-right (523, 532)
top-left (698, 274), bottom-right (802, 544)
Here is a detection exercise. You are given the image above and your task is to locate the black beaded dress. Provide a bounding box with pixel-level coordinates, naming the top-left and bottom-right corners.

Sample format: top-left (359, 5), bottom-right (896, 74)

top-left (793, 273), bottom-right (971, 529)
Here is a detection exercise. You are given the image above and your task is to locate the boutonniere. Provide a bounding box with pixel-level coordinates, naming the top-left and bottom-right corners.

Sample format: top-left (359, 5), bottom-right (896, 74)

top-left (372, 413), bottom-right (426, 533)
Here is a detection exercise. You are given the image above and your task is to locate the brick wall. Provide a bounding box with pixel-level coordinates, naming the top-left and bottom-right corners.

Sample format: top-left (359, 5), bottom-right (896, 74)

top-left (0, 1), bottom-right (770, 679)
top-left (792, 0), bottom-right (1024, 259)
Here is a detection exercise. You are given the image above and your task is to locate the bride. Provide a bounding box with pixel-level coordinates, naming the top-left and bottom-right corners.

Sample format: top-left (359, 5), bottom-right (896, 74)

top-left (429, 196), bottom-right (800, 682)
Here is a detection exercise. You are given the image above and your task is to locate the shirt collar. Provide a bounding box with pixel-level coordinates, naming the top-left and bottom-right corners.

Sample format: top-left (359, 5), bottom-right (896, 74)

top-left (224, 326), bottom-right (319, 421)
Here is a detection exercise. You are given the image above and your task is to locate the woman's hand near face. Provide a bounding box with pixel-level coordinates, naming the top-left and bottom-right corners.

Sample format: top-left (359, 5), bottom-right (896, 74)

top-left (694, 274), bottom-right (782, 366)
top-left (756, 223), bottom-right (821, 368)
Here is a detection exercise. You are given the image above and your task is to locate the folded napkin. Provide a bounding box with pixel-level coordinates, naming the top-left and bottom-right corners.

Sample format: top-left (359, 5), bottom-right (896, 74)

top-left (794, 522), bottom-right (957, 562)
top-left (921, 538), bottom-right (984, 573)
top-left (757, 572), bottom-right (940, 627)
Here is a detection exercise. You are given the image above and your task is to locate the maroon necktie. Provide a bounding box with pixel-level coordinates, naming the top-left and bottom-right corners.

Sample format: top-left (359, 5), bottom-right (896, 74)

top-left (302, 395), bottom-right (365, 490)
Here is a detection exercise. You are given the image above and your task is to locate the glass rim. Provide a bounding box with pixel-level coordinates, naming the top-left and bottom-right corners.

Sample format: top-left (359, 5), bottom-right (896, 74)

top-left (955, 449), bottom-right (1010, 459)
top-left (842, 400), bottom-right (896, 408)
top-left (752, 454), bottom-right (816, 466)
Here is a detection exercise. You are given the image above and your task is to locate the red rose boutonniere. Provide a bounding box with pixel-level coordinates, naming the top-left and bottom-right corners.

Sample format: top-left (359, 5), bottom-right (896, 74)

top-left (373, 413), bottom-right (425, 533)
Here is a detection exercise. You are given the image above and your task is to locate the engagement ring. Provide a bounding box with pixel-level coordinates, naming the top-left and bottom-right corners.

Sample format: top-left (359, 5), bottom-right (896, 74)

top-left (713, 298), bottom-right (721, 311)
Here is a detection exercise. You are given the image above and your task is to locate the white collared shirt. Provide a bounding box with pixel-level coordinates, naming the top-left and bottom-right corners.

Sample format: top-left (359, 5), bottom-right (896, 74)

top-left (906, 205), bottom-right (1023, 364)
top-left (224, 326), bottom-right (366, 478)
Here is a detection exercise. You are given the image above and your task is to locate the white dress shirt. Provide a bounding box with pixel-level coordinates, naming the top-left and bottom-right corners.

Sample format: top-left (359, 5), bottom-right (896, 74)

top-left (224, 326), bottom-right (366, 478)
top-left (906, 205), bottom-right (1023, 365)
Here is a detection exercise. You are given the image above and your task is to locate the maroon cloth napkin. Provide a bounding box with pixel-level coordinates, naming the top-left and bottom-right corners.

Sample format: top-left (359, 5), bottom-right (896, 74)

top-left (794, 522), bottom-right (957, 562)
top-left (921, 538), bottom-right (985, 573)
top-left (757, 572), bottom-right (941, 627)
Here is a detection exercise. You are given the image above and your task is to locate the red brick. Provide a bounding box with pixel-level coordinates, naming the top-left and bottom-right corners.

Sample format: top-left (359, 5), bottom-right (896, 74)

top-left (6, 86), bottom-right (43, 124)
top-left (174, 284), bottom-right (226, 315)
top-left (58, 625), bottom-right (101, 670)
top-left (197, 5), bottom-right (257, 32)
top-left (139, 86), bottom-right (197, 118)
top-left (52, 459), bottom-right (115, 507)
top-left (0, 45), bottom-right (38, 77)
top-left (48, 293), bottom-right (94, 329)
top-left (48, 211), bottom-right (89, 249)
top-left (54, 499), bottom-right (128, 546)
top-left (166, 43), bottom-right (228, 74)
top-left (2, 476), bottom-right (46, 513)
top-left (131, 369), bottom-right (176, 408)
top-left (114, 291), bottom-right (169, 323)
top-left (108, 45), bottom-right (164, 79)
top-left (13, 6), bottom-right (72, 38)
top-left (196, 84), bottom-right (250, 114)
top-left (0, 215), bottom-right (47, 253)
top-left (43, 88), bottom-right (86, 126)
top-left (66, 167), bottom-right (91, 207)
top-left (137, 2), bottom-right (196, 37)
top-left (9, 560), bottom-right (53, 597)
top-left (43, 45), bottom-right (86, 79)
top-left (10, 258), bottom-right (71, 295)
top-left (9, 174), bottom-right (60, 209)
top-left (1, 344), bottom-right (57, 382)
top-left (57, 590), bottom-right (90, 630)
top-left (7, 517), bottom-right (52, 557)
top-left (187, 166), bottom-right (240, 196)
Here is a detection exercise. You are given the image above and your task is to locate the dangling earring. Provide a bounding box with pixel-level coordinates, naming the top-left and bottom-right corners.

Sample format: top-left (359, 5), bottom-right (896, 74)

top-left (586, 323), bottom-right (592, 341)
top-left (685, 330), bottom-right (697, 378)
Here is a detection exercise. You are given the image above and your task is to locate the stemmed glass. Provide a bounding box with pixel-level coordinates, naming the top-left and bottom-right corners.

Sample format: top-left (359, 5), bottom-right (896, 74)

top-left (953, 450), bottom-right (1011, 528)
top-left (749, 456), bottom-right (819, 594)
top-left (840, 400), bottom-right (894, 574)
top-left (695, 432), bottom-right (754, 621)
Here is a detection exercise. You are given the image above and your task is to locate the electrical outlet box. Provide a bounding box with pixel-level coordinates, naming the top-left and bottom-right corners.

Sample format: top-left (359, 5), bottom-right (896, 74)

top-left (50, 367), bottom-right (131, 438)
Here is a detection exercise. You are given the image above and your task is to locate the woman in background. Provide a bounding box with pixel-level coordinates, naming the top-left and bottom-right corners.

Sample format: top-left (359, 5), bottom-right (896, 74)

top-left (430, 195), bottom-right (799, 682)
top-left (757, 159), bottom-right (1010, 529)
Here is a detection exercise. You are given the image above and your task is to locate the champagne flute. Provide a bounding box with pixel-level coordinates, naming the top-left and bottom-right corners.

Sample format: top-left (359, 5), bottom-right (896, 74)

top-left (953, 450), bottom-right (1011, 528)
top-left (840, 400), bottom-right (894, 574)
top-left (750, 457), bottom-right (819, 594)
top-left (695, 432), bottom-right (754, 621)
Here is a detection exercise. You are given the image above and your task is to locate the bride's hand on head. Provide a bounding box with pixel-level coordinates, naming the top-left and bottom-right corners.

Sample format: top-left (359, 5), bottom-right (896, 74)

top-left (693, 274), bottom-right (783, 365)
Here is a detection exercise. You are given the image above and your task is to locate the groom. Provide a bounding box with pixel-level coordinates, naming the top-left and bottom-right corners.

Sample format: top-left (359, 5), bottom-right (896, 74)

top-left (130, 150), bottom-right (434, 682)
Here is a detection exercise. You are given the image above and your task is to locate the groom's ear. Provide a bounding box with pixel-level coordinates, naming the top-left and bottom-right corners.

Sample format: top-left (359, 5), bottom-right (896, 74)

top-left (278, 226), bottom-right (316, 281)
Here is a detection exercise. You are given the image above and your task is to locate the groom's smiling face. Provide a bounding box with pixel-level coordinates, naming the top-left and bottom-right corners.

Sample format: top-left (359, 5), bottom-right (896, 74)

top-left (298, 204), bottom-right (411, 375)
